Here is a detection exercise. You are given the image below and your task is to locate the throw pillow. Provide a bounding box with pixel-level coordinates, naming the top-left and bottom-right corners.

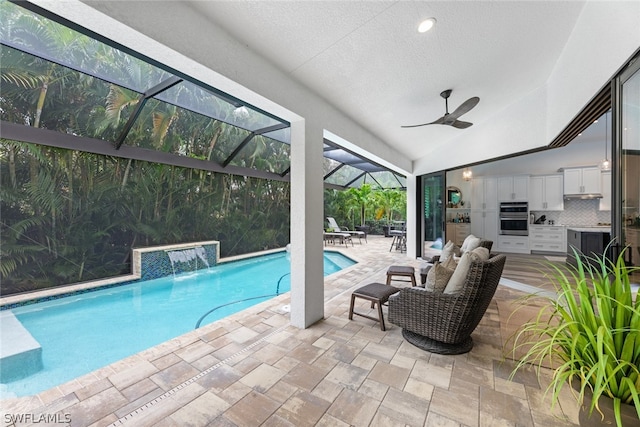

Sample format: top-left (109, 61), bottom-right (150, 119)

top-left (440, 240), bottom-right (460, 262)
top-left (461, 235), bottom-right (482, 254)
top-left (460, 234), bottom-right (476, 253)
top-left (470, 247), bottom-right (490, 262)
top-left (466, 236), bottom-right (482, 252)
top-left (425, 261), bottom-right (455, 293)
top-left (441, 256), bottom-right (457, 270)
top-left (444, 252), bottom-right (472, 294)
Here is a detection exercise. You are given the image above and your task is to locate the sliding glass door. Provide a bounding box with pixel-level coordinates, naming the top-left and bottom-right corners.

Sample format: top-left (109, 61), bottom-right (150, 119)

top-left (420, 172), bottom-right (445, 257)
top-left (618, 57), bottom-right (640, 268)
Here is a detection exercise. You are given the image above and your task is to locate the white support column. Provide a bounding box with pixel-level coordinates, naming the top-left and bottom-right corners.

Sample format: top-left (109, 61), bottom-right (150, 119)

top-left (406, 174), bottom-right (418, 258)
top-left (289, 119), bottom-right (325, 328)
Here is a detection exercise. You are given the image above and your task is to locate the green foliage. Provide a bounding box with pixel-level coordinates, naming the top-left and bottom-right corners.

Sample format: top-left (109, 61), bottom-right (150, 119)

top-left (0, 2), bottom-right (401, 296)
top-left (324, 187), bottom-right (406, 232)
top-left (373, 189), bottom-right (405, 223)
top-left (0, 140), bottom-right (291, 295)
top-left (510, 247), bottom-right (640, 426)
top-left (0, 3), bottom-right (293, 295)
top-left (347, 183), bottom-right (373, 227)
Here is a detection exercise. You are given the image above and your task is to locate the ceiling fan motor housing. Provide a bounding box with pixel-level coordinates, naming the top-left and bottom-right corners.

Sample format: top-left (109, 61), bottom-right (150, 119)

top-left (440, 89), bottom-right (452, 99)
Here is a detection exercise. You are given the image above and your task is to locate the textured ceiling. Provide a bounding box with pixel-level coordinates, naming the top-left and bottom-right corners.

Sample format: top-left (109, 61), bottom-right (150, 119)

top-left (187, 1), bottom-right (586, 162)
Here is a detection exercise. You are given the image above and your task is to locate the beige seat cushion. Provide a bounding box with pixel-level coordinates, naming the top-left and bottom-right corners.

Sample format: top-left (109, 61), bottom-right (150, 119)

top-left (444, 252), bottom-right (472, 294)
top-left (425, 257), bottom-right (456, 293)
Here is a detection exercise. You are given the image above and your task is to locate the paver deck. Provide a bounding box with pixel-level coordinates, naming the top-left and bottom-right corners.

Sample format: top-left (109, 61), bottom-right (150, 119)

top-left (0, 236), bottom-right (580, 427)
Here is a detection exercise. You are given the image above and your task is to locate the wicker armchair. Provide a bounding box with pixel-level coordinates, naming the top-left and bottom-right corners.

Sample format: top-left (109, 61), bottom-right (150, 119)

top-left (389, 253), bottom-right (506, 355)
top-left (421, 239), bottom-right (493, 284)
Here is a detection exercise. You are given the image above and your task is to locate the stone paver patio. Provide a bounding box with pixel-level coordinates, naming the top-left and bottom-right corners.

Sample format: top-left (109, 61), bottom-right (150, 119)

top-left (1, 236), bottom-right (579, 427)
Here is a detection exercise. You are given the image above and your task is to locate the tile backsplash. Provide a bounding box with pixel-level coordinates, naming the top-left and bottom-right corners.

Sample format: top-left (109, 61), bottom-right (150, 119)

top-left (531, 199), bottom-right (611, 226)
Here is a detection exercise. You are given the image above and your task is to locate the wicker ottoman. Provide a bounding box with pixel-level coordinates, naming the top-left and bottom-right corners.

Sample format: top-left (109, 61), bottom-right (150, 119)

top-left (386, 265), bottom-right (417, 287)
top-left (349, 283), bottom-right (400, 331)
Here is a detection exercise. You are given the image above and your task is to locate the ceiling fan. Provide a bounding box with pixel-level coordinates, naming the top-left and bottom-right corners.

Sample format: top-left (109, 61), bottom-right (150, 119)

top-left (402, 89), bottom-right (480, 129)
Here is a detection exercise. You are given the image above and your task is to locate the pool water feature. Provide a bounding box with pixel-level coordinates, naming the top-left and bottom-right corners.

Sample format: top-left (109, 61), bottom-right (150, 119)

top-left (1, 251), bottom-right (355, 398)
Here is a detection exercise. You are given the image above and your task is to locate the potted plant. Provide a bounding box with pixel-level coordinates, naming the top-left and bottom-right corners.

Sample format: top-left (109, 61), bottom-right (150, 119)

top-left (509, 246), bottom-right (640, 427)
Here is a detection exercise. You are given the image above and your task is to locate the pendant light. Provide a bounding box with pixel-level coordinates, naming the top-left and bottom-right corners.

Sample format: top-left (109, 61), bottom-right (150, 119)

top-left (600, 111), bottom-right (611, 171)
top-left (462, 168), bottom-right (472, 181)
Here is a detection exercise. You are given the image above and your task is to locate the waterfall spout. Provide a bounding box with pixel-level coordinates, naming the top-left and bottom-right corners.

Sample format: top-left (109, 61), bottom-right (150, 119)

top-left (166, 246), bottom-right (209, 277)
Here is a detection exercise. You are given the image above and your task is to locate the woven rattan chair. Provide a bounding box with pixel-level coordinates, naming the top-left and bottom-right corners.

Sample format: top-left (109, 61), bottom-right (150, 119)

top-left (421, 239), bottom-right (493, 284)
top-left (389, 253), bottom-right (506, 355)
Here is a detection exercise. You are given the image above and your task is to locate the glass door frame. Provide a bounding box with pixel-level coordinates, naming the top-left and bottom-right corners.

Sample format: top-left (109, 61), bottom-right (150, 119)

top-left (613, 53), bottom-right (640, 264)
top-left (417, 171), bottom-right (446, 259)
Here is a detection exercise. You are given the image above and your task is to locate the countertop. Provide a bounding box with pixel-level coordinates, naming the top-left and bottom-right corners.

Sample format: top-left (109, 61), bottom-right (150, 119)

top-left (566, 226), bottom-right (611, 233)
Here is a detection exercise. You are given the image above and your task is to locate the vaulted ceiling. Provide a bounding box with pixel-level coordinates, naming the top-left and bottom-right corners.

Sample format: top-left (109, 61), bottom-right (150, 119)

top-left (185, 1), bottom-right (584, 161)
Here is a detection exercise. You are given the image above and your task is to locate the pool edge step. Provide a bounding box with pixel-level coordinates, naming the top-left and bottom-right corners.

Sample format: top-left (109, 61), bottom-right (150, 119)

top-left (0, 311), bottom-right (43, 382)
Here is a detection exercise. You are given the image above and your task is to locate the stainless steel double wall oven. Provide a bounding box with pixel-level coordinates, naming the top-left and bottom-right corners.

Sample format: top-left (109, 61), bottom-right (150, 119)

top-left (499, 202), bottom-right (528, 236)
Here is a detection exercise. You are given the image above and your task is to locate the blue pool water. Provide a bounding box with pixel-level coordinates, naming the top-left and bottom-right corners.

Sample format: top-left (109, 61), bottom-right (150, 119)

top-left (1, 251), bottom-right (355, 397)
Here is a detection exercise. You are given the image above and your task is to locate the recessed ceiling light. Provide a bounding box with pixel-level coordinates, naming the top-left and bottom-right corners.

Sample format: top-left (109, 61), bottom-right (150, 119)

top-left (418, 18), bottom-right (436, 33)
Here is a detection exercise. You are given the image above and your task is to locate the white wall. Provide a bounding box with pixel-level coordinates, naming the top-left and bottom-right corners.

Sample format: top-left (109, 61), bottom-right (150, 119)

top-left (466, 137), bottom-right (605, 178)
top-left (546, 1), bottom-right (640, 142)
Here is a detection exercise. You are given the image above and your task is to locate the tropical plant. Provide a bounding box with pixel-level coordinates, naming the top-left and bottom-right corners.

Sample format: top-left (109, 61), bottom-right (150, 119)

top-left (347, 183), bottom-right (373, 227)
top-left (0, 2), bottom-right (295, 295)
top-left (509, 247), bottom-right (640, 427)
top-left (374, 189), bottom-right (405, 223)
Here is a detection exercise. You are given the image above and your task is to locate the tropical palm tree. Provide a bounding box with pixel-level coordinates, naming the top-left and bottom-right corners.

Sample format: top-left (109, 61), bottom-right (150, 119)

top-left (347, 184), bottom-right (373, 227)
top-left (374, 189), bottom-right (405, 223)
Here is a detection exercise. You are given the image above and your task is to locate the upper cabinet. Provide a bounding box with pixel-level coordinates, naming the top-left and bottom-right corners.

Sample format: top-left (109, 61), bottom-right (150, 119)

top-left (471, 177), bottom-right (498, 210)
top-left (497, 175), bottom-right (528, 201)
top-left (564, 166), bottom-right (601, 195)
top-left (599, 171), bottom-right (612, 211)
top-left (530, 174), bottom-right (564, 211)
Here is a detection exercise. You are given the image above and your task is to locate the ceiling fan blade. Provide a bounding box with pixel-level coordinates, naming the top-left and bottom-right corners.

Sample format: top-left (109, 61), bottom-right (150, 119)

top-left (401, 116), bottom-right (445, 128)
top-left (451, 120), bottom-right (473, 129)
top-left (448, 96), bottom-right (480, 120)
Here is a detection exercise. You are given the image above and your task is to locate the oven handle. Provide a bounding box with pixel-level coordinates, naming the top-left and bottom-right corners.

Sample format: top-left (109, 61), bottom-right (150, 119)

top-left (500, 203), bottom-right (528, 207)
top-left (500, 217), bottom-right (528, 220)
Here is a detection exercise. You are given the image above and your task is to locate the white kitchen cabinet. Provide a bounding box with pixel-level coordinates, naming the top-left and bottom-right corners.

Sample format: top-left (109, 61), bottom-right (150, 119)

top-left (470, 210), bottom-right (498, 243)
top-left (471, 177), bottom-right (497, 210)
top-left (471, 177), bottom-right (498, 243)
top-left (599, 171), bottom-right (611, 211)
top-left (564, 166), bottom-right (601, 195)
top-left (497, 235), bottom-right (529, 254)
top-left (529, 225), bottom-right (566, 253)
top-left (529, 174), bottom-right (564, 211)
top-left (498, 175), bottom-right (529, 201)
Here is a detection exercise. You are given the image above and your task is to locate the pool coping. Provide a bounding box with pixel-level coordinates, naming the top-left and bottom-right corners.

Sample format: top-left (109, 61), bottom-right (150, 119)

top-left (1, 246), bottom-right (357, 310)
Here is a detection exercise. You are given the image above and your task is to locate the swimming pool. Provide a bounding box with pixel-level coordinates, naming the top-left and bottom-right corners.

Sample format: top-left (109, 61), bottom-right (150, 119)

top-left (1, 251), bottom-right (355, 398)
